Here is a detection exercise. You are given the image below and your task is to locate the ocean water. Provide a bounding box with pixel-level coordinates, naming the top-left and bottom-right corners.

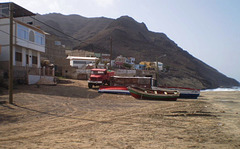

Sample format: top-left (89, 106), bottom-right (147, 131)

top-left (202, 86), bottom-right (240, 92)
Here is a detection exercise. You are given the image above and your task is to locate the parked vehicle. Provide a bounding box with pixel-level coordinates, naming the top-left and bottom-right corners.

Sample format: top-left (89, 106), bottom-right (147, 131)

top-left (127, 86), bottom-right (180, 101)
top-left (88, 69), bottom-right (114, 88)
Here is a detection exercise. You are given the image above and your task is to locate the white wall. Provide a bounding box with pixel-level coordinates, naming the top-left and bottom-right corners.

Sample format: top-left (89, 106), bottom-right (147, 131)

top-left (70, 60), bottom-right (96, 68)
top-left (28, 50), bottom-right (32, 67)
top-left (16, 38), bottom-right (45, 53)
top-left (0, 18), bottom-right (16, 45)
top-left (0, 46), bottom-right (9, 61)
top-left (28, 75), bottom-right (41, 84)
top-left (115, 69), bottom-right (136, 76)
top-left (28, 75), bottom-right (54, 85)
top-left (158, 62), bottom-right (163, 71)
top-left (37, 51), bottom-right (40, 68)
top-left (22, 48), bottom-right (26, 66)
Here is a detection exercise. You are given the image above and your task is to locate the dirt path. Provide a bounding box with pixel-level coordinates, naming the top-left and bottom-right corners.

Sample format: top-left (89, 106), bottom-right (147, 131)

top-left (0, 79), bottom-right (240, 148)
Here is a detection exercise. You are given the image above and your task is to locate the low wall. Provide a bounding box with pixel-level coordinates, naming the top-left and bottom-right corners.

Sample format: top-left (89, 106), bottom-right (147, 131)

top-left (136, 70), bottom-right (156, 77)
top-left (28, 75), bottom-right (54, 85)
top-left (63, 68), bottom-right (158, 80)
top-left (114, 69), bottom-right (136, 76)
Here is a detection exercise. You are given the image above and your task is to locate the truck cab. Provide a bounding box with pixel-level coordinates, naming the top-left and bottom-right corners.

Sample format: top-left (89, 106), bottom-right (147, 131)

top-left (88, 69), bottom-right (114, 88)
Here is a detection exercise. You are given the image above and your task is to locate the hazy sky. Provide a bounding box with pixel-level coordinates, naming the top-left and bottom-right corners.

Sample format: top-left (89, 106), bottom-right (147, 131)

top-left (2, 0), bottom-right (240, 82)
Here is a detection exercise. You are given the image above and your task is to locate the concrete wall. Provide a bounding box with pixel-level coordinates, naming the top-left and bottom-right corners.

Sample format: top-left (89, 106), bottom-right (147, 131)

top-left (0, 46), bottom-right (9, 61)
top-left (16, 38), bottom-right (45, 53)
top-left (136, 70), bottom-right (156, 77)
top-left (28, 75), bottom-right (54, 85)
top-left (0, 18), bottom-right (16, 45)
top-left (114, 69), bottom-right (136, 76)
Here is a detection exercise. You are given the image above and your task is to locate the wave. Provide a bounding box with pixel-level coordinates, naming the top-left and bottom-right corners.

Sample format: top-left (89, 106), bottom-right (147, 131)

top-left (202, 86), bottom-right (240, 92)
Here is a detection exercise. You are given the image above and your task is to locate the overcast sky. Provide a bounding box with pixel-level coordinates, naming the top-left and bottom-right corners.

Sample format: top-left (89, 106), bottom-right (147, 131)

top-left (2, 0), bottom-right (240, 82)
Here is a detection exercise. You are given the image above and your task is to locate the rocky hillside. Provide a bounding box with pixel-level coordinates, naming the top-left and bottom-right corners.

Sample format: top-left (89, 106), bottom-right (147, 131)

top-left (34, 13), bottom-right (239, 89)
top-left (34, 13), bottom-right (113, 48)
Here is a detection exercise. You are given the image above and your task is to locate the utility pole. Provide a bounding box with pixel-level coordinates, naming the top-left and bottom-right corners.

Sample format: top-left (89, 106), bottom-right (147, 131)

top-left (156, 57), bottom-right (159, 86)
top-left (9, 3), bottom-right (13, 104)
top-left (110, 36), bottom-right (112, 69)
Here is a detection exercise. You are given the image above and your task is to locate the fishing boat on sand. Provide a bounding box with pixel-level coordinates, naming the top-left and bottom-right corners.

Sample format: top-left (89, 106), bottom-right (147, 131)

top-left (127, 86), bottom-right (180, 101)
top-left (98, 86), bottom-right (130, 94)
top-left (155, 86), bottom-right (200, 99)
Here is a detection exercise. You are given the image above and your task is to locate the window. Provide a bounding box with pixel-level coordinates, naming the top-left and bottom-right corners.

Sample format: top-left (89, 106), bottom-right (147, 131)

top-left (29, 30), bottom-right (35, 42)
top-left (0, 4), bottom-right (9, 18)
top-left (32, 56), bottom-right (37, 64)
top-left (26, 54), bottom-right (29, 64)
top-left (73, 61), bottom-right (86, 64)
top-left (17, 24), bottom-right (29, 40)
top-left (15, 52), bottom-right (22, 62)
top-left (35, 32), bottom-right (45, 45)
top-left (54, 41), bottom-right (61, 46)
top-left (91, 71), bottom-right (105, 75)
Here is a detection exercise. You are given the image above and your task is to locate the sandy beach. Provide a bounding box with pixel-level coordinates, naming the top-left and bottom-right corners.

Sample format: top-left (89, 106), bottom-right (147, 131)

top-left (0, 79), bottom-right (240, 149)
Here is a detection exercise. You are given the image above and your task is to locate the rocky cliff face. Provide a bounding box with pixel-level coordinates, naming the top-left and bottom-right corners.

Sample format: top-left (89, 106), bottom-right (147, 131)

top-left (34, 13), bottom-right (239, 89)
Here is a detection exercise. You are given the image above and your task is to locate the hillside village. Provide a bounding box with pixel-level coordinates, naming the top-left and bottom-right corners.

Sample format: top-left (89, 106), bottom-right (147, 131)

top-left (0, 2), bottom-right (239, 89)
top-left (0, 2), bottom-right (165, 87)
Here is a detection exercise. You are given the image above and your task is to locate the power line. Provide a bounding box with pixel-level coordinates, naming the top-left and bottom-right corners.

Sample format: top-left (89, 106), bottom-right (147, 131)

top-left (2, 7), bottom-right (100, 50)
top-left (2, 6), bottom-right (108, 53)
top-left (28, 15), bottom-right (85, 44)
top-left (27, 15), bottom-right (104, 51)
top-left (0, 29), bottom-right (71, 53)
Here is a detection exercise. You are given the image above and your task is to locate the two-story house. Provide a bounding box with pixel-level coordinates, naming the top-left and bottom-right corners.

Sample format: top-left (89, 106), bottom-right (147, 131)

top-left (0, 19), bottom-right (45, 69)
top-left (0, 2), bottom-right (49, 84)
top-left (0, 3), bottom-right (45, 73)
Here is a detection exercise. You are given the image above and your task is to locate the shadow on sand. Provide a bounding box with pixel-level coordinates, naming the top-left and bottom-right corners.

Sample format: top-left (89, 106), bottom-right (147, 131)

top-left (1, 83), bottom-right (101, 99)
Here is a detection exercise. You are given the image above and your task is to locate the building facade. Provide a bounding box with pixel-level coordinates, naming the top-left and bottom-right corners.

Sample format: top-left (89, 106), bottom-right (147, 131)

top-left (67, 56), bottom-right (99, 69)
top-left (0, 18), bottom-right (45, 70)
top-left (139, 61), bottom-right (163, 71)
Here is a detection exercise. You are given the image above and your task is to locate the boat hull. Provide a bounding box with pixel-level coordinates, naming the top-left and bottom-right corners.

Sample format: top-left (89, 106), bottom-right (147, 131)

top-left (98, 86), bottom-right (130, 95)
top-left (179, 93), bottom-right (199, 99)
top-left (156, 87), bottom-right (200, 99)
top-left (128, 87), bottom-right (179, 101)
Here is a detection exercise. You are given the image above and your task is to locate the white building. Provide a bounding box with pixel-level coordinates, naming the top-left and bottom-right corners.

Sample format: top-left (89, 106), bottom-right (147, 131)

top-left (67, 56), bottom-right (99, 69)
top-left (154, 62), bottom-right (163, 71)
top-left (0, 18), bottom-right (45, 69)
top-left (126, 57), bottom-right (135, 65)
top-left (0, 3), bottom-right (55, 85)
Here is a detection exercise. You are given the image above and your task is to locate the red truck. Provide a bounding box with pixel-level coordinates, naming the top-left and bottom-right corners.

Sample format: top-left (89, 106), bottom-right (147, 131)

top-left (88, 69), bottom-right (115, 88)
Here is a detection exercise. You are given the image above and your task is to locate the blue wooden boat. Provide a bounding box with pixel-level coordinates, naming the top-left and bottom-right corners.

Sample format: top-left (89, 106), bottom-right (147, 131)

top-left (155, 86), bottom-right (200, 99)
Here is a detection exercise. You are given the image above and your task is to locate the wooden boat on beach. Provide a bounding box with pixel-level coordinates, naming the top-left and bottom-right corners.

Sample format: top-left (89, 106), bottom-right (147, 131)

top-left (127, 86), bottom-right (180, 101)
top-left (98, 86), bottom-right (130, 94)
top-left (155, 86), bottom-right (200, 99)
